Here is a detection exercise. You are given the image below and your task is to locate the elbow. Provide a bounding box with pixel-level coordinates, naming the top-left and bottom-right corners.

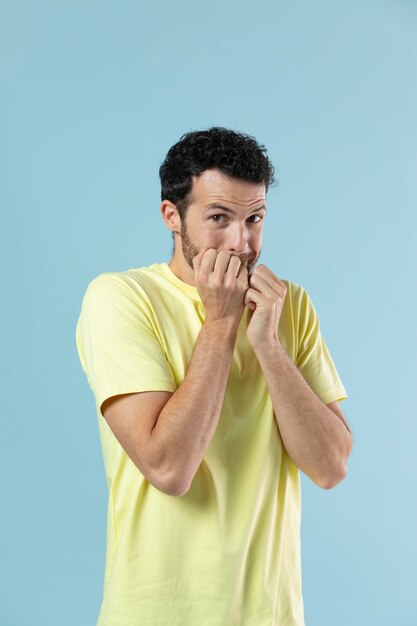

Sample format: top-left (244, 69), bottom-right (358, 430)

top-left (160, 470), bottom-right (191, 498)
top-left (317, 461), bottom-right (348, 490)
top-left (145, 465), bottom-right (187, 497)
top-left (164, 480), bottom-right (189, 497)
top-left (152, 473), bottom-right (186, 497)
top-left (152, 477), bottom-right (187, 497)
top-left (171, 474), bottom-right (193, 497)
top-left (162, 458), bottom-right (200, 497)
top-left (146, 446), bottom-right (190, 497)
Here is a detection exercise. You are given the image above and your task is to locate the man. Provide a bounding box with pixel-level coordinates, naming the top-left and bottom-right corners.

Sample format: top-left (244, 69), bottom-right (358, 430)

top-left (75, 126), bottom-right (353, 626)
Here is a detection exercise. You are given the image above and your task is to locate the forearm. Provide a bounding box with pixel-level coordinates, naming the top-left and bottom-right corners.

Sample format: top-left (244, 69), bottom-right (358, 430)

top-left (151, 318), bottom-right (239, 495)
top-left (256, 340), bottom-right (352, 489)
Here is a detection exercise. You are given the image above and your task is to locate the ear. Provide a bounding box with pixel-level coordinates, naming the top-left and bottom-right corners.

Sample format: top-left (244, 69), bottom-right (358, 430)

top-left (160, 200), bottom-right (181, 235)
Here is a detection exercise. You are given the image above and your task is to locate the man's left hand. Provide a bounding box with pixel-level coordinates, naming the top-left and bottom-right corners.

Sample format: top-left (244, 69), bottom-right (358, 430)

top-left (244, 264), bottom-right (287, 351)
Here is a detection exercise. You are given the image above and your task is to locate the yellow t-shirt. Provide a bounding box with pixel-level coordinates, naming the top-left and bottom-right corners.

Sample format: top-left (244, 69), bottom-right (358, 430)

top-left (75, 262), bottom-right (348, 626)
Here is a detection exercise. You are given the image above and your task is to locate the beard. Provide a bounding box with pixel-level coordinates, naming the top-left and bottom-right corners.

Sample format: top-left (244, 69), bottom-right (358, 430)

top-left (180, 218), bottom-right (260, 275)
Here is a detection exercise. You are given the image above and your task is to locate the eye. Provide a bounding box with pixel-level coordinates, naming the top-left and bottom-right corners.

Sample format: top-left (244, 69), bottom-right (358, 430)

top-left (209, 214), bottom-right (264, 224)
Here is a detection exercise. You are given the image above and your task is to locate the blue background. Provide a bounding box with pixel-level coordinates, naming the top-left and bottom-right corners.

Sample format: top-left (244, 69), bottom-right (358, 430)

top-left (1, 1), bottom-right (416, 624)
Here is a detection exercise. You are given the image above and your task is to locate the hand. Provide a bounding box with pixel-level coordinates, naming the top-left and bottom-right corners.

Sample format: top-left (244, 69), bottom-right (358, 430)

top-left (192, 248), bottom-right (249, 325)
top-left (244, 264), bottom-right (287, 350)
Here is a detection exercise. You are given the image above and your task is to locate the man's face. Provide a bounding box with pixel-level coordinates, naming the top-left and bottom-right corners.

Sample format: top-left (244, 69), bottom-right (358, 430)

top-left (178, 169), bottom-right (266, 275)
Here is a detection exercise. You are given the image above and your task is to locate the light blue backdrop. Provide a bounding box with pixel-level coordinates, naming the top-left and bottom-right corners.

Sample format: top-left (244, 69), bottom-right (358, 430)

top-left (1, 1), bottom-right (416, 625)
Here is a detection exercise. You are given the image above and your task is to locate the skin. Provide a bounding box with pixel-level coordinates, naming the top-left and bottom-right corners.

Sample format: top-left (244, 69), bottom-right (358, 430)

top-left (160, 168), bottom-right (353, 487)
top-left (160, 167), bottom-right (288, 346)
top-left (160, 168), bottom-right (266, 287)
top-left (101, 167), bottom-right (352, 497)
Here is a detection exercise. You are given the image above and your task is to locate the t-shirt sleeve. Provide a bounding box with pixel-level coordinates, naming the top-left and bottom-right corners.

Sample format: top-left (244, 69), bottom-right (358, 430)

top-left (75, 273), bottom-right (177, 416)
top-left (295, 286), bottom-right (348, 404)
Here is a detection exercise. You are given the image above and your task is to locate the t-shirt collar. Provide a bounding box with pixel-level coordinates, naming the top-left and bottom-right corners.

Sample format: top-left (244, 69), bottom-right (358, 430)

top-left (159, 262), bottom-right (201, 301)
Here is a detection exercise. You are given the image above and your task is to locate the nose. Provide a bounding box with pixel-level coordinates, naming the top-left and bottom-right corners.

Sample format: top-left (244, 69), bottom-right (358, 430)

top-left (225, 223), bottom-right (250, 255)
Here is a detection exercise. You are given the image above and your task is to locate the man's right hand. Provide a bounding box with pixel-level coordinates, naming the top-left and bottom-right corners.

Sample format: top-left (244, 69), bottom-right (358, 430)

top-left (192, 248), bottom-right (249, 324)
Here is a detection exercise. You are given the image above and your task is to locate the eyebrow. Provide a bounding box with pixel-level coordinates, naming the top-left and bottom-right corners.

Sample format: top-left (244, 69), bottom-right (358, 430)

top-left (205, 203), bottom-right (267, 214)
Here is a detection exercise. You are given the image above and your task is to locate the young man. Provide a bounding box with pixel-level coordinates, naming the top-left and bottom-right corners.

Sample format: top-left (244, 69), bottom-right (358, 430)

top-left (76, 127), bottom-right (353, 626)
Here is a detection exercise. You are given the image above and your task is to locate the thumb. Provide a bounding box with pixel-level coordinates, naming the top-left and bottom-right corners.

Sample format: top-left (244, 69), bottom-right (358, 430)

top-left (246, 304), bottom-right (255, 328)
top-left (244, 288), bottom-right (256, 310)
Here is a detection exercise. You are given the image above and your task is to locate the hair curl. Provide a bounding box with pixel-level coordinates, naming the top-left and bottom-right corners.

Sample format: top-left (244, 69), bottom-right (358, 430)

top-left (159, 127), bottom-right (277, 226)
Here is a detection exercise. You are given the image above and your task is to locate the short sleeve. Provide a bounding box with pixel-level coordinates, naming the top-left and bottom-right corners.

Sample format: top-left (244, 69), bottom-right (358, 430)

top-left (75, 274), bottom-right (177, 416)
top-left (296, 287), bottom-right (348, 404)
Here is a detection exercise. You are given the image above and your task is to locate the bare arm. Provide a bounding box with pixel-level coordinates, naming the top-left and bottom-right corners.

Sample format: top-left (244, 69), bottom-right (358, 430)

top-left (151, 248), bottom-right (249, 496)
top-left (255, 342), bottom-right (352, 489)
top-left (103, 249), bottom-right (248, 497)
top-left (151, 317), bottom-right (239, 495)
top-left (102, 319), bottom-right (237, 497)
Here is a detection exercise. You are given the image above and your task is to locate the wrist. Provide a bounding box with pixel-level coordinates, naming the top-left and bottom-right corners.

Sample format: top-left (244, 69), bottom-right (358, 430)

top-left (203, 316), bottom-right (241, 342)
top-left (251, 337), bottom-right (283, 359)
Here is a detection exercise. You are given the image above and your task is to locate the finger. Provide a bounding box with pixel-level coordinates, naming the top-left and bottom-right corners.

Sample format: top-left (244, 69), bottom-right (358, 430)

top-left (250, 272), bottom-right (287, 298)
top-left (244, 288), bottom-right (258, 310)
top-left (244, 287), bottom-right (264, 307)
top-left (213, 250), bottom-right (234, 277)
top-left (199, 248), bottom-right (218, 277)
top-left (226, 254), bottom-right (243, 278)
top-left (252, 265), bottom-right (286, 293)
top-left (192, 248), bottom-right (209, 270)
top-left (237, 262), bottom-right (250, 283)
top-left (249, 272), bottom-right (281, 299)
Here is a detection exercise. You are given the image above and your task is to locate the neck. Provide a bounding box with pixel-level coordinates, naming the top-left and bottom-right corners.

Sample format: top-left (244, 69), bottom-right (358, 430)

top-left (168, 255), bottom-right (196, 287)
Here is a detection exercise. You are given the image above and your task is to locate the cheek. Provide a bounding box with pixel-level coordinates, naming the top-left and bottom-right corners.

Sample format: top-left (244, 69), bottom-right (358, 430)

top-left (199, 229), bottom-right (223, 246)
top-left (210, 233), bottom-right (224, 246)
top-left (253, 232), bottom-right (262, 248)
top-left (246, 231), bottom-right (260, 247)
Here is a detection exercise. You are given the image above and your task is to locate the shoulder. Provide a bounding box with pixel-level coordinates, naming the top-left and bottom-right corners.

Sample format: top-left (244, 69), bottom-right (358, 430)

top-left (83, 267), bottom-right (154, 301)
top-left (279, 279), bottom-right (319, 336)
top-left (279, 278), bottom-right (310, 309)
top-left (78, 270), bottom-right (159, 324)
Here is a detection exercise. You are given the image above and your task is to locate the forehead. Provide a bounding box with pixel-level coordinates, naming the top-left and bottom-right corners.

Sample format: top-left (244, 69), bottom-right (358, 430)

top-left (190, 169), bottom-right (266, 206)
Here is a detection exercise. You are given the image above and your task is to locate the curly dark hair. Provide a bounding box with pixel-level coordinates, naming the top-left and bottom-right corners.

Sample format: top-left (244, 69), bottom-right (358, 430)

top-left (159, 127), bottom-right (277, 224)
